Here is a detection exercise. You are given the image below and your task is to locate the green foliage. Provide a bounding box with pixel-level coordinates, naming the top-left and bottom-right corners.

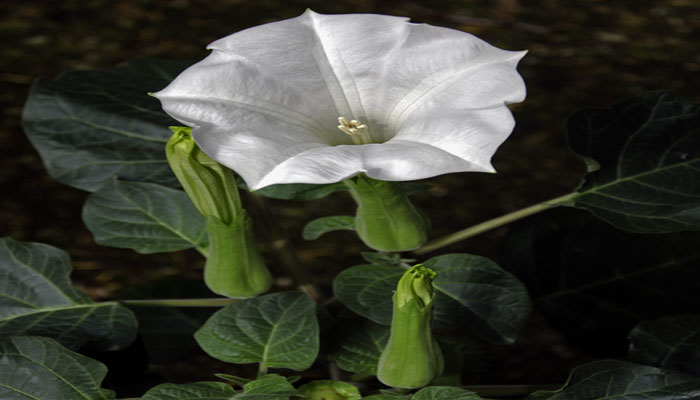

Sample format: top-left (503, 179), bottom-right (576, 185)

top-left (195, 292), bottom-right (319, 371)
top-left (0, 336), bottom-right (115, 400)
top-left (297, 380), bottom-right (361, 400)
top-left (237, 374), bottom-right (300, 400)
top-left (568, 91), bottom-right (700, 233)
top-left (412, 386), bottom-right (482, 400)
top-left (628, 315), bottom-right (700, 377)
top-left (141, 381), bottom-right (236, 400)
top-left (0, 238), bottom-right (137, 350)
top-left (239, 180), bottom-right (348, 201)
top-left (21, 59), bottom-right (191, 191)
top-left (526, 360), bottom-right (700, 400)
top-left (82, 178), bottom-right (209, 254)
top-left (503, 208), bottom-right (700, 354)
top-left (113, 277), bottom-right (217, 363)
top-left (328, 319), bottom-right (389, 374)
top-left (302, 216), bottom-right (356, 240)
top-left (333, 254), bottom-right (531, 344)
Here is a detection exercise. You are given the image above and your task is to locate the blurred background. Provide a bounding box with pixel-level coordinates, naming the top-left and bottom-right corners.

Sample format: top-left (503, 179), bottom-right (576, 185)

top-left (1, 0), bottom-right (699, 395)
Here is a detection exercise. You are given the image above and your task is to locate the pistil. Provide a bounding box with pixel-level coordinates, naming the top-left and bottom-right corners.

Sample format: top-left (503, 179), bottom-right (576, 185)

top-left (338, 117), bottom-right (372, 145)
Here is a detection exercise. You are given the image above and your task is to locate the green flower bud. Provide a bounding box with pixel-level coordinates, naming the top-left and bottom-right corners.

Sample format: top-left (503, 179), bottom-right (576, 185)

top-left (204, 214), bottom-right (272, 298)
top-left (166, 127), bottom-right (272, 298)
top-left (377, 264), bottom-right (443, 389)
top-left (166, 126), bottom-right (241, 224)
top-left (343, 175), bottom-right (429, 252)
top-left (297, 380), bottom-right (361, 400)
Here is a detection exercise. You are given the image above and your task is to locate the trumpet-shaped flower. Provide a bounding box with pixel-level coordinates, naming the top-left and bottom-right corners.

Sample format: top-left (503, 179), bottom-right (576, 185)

top-left (154, 10), bottom-right (526, 190)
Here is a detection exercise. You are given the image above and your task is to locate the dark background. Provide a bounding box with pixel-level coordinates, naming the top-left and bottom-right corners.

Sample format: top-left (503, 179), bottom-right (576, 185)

top-left (1, 0), bottom-right (699, 391)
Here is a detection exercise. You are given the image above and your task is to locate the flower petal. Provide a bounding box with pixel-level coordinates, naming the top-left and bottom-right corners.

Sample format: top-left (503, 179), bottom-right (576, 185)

top-left (155, 11), bottom-right (527, 189)
top-left (254, 141), bottom-right (486, 190)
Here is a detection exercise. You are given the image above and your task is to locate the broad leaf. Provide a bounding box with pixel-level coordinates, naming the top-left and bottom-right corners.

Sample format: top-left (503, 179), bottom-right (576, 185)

top-left (426, 254), bottom-right (531, 344)
top-left (237, 374), bottom-right (299, 400)
top-left (333, 254), bottom-right (531, 344)
top-left (302, 216), bottom-right (356, 240)
top-left (0, 238), bottom-right (137, 350)
top-left (568, 91), bottom-right (700, 233)
top-left (22, 58), bottom-right (191, 191)
top-left (114, 276), bottom-right (217, 363)
top-left (413, 386), bottom-right (482, 400)
top-left (0, 336), bottom-right (115, 400)
top-left (526, 360), bottom-right (700, 400)
top-left (328, 319), bottom-right (389, 375)
top-left (141, 381), bottom-right (236, 400)
top-left (239, 181), bottom-right (347, 201)
top-left (502, 208), bottom-right (700, 354)
top-left (629, 315), bottom-right (700, 377)
top-left (195, 292), bottom-right (318, 370)
top-left (332, 265), bottom-right (400, 326)
top-left (83, 179), bottom-right (208, 254)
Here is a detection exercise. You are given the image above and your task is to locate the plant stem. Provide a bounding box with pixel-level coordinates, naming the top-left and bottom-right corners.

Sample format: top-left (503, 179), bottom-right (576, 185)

top-left (119, 298), bottom-right (238, 307)
top-left (248, 193), bottom-right (324, 302)
top-left (258, 363), bottom-right (268, 378)
top-left (413, 192), bottom-right (579, 255)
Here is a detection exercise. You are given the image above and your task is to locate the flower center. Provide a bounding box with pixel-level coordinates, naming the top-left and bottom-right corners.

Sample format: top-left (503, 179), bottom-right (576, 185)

top-left (338, 117), bottom-right (372, 145)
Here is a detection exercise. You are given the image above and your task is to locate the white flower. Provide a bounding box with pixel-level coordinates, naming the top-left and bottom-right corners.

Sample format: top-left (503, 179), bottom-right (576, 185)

top-left (154, 10), bottom-right (526, 190)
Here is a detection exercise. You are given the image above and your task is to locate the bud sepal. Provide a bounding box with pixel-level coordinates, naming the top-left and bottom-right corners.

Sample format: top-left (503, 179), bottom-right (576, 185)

top-left (343, 175), bottom-right (429, 252)
top-left (204, 213), bottom-right (272, 298)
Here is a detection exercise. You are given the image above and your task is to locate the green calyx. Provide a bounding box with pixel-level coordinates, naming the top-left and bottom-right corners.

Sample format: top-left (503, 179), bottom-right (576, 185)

top-left (166, 126), bottom-right (242, 224)
top-left (166, 126), bottom-right (271, 298)
top-left (377, 264), bottom-right (443, 389)
top-left (204, 213), bottom-right (272, 298)
top-left (343, 175), bottom-right (429, 252)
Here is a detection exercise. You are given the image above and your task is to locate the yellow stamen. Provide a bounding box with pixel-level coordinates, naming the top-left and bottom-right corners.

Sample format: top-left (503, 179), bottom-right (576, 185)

top-left (338, 117), bottom-right (371, 145)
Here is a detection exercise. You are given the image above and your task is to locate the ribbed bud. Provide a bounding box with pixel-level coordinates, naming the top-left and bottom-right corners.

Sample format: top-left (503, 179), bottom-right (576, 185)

top-left (166, 127), bottom-right (271, 298)
top-left (377, 264), bottom-right (443, 389)
top-left (343, 175), bottom-right (429, 252)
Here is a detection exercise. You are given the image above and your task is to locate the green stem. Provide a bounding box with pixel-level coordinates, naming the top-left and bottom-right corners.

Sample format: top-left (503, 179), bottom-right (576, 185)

top-left (119, 298), bottom-right (238, 307)
top-left (258, 363), bottom-right (268, 378)
top-left (413, 192), bottom-right (578, 255)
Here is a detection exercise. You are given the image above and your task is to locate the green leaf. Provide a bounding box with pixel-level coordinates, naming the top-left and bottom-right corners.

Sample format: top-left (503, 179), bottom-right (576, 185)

top-left (568, 91), bottom-right (700, 233)
top-left (333, 254), bottom-right (531, 344)
top-left (328, 319), bottom-right (390, 374)
top-left (0, 238), bottom-right (137, 350)
top-left (426, 254), bottom-right (532, 344)
top-left (302, 216), bottom-right (356, 240)
top-left (195, 292), bottom-right (319, 370)
top-left (215, 374), bottom-right (251, 386)
top-left (114, 276), bottom-right (216, 363)
top-left (526, 360), bottom-right (700, 400)
top-left (332, 264), bottom-right (400, 326)
top-left (502, 207), bottom-right (700, 354)
top-left (141, 381), bottom-right (236, 400)
top-left (21, 58), bottom-right (191, 192)
top-left (0, 336), bottom-right (115, 400)
top-left (237, 374), bottom-right (299, 400)
top-left (412, 386), bottom-right (482, 400)
top-left (629, 315), bottom-right (700, 377)
top-left (82, 179), bottom-right (208, 254)
top-left (239, 180), bottom-right (347, 200)
top-left (297, 381), bottom-right (361, 400)
top-left (362, 395), bottom-right (408, 400)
